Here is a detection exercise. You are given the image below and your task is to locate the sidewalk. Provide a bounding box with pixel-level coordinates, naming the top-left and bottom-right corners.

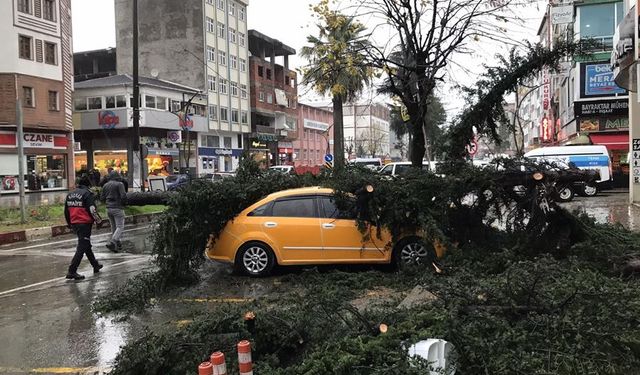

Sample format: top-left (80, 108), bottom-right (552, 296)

top-left (0, 190), bottom-right (68, 208)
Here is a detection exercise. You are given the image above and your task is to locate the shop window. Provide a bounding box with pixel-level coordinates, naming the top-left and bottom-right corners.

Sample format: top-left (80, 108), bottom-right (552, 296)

top-left (23, 87), bottom-right (34, 107)
top-left (19, 35), bottom-right (32, 60)
top-left (267, 93), bottom-right (273, 104)
top-left (44, 42), bottom-right (56, 65)
top-left (231, 110), bottom-right (239, 123)
top-left (27, 155), bottom-right (67, 190)
top-left (18, 0), bottom-right (31, 14)
top-left (220, 107), bottom-right (228, 121)
top-left (209, 105), bottom-right (218, 120)
top-left (48, 91), bottom-right (58, 111)
top-left (74, 97), bottom-right (87, 111)
top-left (241, 110), bottom-right (248, 124)
top-left (43, 0), bottom-right (56, 21)
top-left (266, 69), bottom-right (272, 80)
top-left (218, 22), bottom-right (225, 39)
top-left (145, 95), bottom-right (156, 108)
top-left (88, 97), bottom-right (102, 109)
top-left (206, 135), bottom-right (220, 148)
top-left (224, 136), bottom-right (232, 148)
top-left (231, 81), bottom-right (238, 96)
top-left (229, 28), bottom-right (236, 44)
top-left (240, 84), bottom-right (247, 98)
top-left (258, 66), bottom-right (264, 77)
top-left (237, 134), bottom-right (243, 148)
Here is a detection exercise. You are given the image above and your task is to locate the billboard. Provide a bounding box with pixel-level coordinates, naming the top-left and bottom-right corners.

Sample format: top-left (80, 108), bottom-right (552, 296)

top-left (580, 62), bottom-right (627, 97)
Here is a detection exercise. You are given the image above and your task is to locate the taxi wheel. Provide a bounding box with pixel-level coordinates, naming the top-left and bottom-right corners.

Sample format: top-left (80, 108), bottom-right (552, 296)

top-left (393, 237), bottom-right (435, 269)
top-left (235, 242), bottom-right (275, 277)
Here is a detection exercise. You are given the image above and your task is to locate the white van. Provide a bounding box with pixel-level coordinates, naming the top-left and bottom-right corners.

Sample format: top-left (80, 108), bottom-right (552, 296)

top-left (524, 145), bottom-right (612, 193)
top-left (352, 157), bottom-right (383, 171)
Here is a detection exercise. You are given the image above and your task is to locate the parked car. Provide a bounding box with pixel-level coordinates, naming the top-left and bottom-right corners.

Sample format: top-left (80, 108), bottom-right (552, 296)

top-left (379, 162), bottom-right (429, 176)
top-left (205, 172), bottom-right (236, 181)
top-left (205, 187), bottom-right (445, 276)
top-left (165, 174), bottom-right (191, 191)
top-left (269, 165), bottom-right (295, 174)
top-left (352, 158), bottom-right (383, 171)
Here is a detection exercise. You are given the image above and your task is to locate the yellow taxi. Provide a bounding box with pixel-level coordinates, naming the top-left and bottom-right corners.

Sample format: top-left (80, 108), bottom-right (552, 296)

top-left (205, 187), bottom-right (444, 276)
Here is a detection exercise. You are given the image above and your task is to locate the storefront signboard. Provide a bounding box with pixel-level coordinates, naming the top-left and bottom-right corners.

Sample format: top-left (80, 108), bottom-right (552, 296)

top-left (0, 131), bottom-right (68, 149)
top-left (574, 99), bottom-right (628, 118)
top-left (198, 147), bottom-right (243, 157)
top-left (250, 139), bottom-right (268, 149)
top-left (633, 139), bottom-right (640, 184)
top-left (167, 131), bottom-right (182, 143)
top-left (98, 110), bottom-right (120, 129)
top-left (304, 119), bottom-right (330, 132)
top-left (581, 63), bottom-right (627, 97)
top-left (550, 5), bottom-right (573, 25)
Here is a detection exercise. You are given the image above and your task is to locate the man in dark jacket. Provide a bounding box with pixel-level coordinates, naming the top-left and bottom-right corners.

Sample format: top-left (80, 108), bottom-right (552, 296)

top-left (64, 175), bottom-right (103, 280)
top-left (99, 168), bottom-right (129, 192)
top-left (101, 170), bottom-right (127, 252)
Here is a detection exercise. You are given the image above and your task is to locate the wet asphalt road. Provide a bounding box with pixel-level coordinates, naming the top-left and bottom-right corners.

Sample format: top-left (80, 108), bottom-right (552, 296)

top-left (0, 190), bottom-right (638, 374)
top-left (0, 226), bottom-right (154, 374)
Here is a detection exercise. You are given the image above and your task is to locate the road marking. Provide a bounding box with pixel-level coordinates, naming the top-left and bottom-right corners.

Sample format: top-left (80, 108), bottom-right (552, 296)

top-left (1, 226), bottom-right (149, 253)
top-left (0, 366), bottom-right (111, 374)
top-left (0, 257), bottom-right (148, 298)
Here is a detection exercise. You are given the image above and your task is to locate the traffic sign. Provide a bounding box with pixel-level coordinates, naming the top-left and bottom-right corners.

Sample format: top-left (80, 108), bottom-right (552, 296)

top-left (324, 154), bottom-right (334, 163)
top-left (324, 162), bottom-right (333, 169)
top-left (466, 139), bottom-right (478, 157)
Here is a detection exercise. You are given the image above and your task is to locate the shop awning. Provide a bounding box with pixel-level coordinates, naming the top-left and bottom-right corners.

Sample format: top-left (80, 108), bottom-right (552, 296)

top-left (589, 133), bottom-right (629, 151)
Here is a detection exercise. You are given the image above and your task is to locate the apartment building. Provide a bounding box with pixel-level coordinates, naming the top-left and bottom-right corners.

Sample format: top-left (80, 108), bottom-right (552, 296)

top-left (114, 0), bottom-right (250, 173)
top-left (293, 103), bottom-right (333, 167)
top-left (0, 0), bottom-right (74, 194)
top-left (340, 103), bottom-right (390, 159)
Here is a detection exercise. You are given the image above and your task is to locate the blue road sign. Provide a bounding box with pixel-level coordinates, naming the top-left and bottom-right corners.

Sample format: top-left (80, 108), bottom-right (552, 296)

top-left (324, 154), bottom-right (334, 163)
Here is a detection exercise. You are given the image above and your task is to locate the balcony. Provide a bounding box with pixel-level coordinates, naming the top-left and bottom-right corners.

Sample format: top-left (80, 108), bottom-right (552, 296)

top-left (255, 124), bottom-right (275, 134)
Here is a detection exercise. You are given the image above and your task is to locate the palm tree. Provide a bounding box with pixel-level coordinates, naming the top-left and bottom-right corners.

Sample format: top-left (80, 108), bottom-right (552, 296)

top-left (300, 4), bottom-right (372, 171)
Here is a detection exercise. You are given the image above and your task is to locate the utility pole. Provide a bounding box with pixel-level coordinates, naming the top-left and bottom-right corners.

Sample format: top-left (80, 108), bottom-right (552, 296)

top-left (16, 99), bottom-right (26, 224)
top-left (132, 0), bottom-right (144, 191)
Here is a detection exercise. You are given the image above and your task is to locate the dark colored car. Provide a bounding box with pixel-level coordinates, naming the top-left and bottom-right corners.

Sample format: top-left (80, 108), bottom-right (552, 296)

top-left (166, 174), bottom-right (191, 191)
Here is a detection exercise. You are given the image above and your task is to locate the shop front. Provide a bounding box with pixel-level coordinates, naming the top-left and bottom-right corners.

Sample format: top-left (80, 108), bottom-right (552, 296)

top-left (198, 147), bottom-right (243, 174)
top-left (247, 137), bottom-right (274, 168)
top-left (278, 141), bottom-right (294, 165)
top-left (0, 131), bottom-right (72, 194)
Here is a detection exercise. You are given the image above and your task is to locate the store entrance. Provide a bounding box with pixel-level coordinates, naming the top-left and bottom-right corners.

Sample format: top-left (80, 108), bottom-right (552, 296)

top-left (26, 154), bottom-right (67, 190)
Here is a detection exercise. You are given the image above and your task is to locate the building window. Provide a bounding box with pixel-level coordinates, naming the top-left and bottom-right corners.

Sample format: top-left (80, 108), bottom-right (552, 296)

top-left (19, 35), bottom-right (32, 60)
top-left (231, 110), bottom-right (239, 123)
top-left (229, 28), bottom-right (236, 43)
top-left (230, 81), bottom-right (238, 96)
top-left (206, 135), bottom-right (219, 148)
top-left (240, 84), bottom-right (247, 98)
top-left (258, 66), bottom-right (264, 77)
top-left (74, 97), bottom-right (87, 111)
top-left (218, 50), bottom-right (226, 65)
top-left (241, 110), bottom-right (248, 124)
top-left (219, 78), bottom-right (227, 94)
top-left (145, 95), bottom-right (156, 108)
top-left (266, 68), bottom-right (272, 80)
top-left (579, 3), bottom-right (623, 48)
top-left (230, 55), bottom-right (237, 69)
top-left (206, 17), bottom-right (215, 33)
top-left (206, 0), bottom-right (213, 3)
top-left (22, 87), bottom-right (34, 107)
top-left (228, 1), bottom-right (235, 16)
top-left (208, 75), bottom-right (216, 92)
top-left (237, 134), bottom-right (243, 148)
top-left (43, 0), bottom-right (56, 21)
top-left (239, 5), bottom-right (245, 21)
top-left (220, 107), bottom-right (228, 121)
top-left (267, 92), bottom-right (273, 104)
top-left (18, 0), bottom-right (31, 14)
top-left (238, 32), bottom-right (245, 47)
top-left (44, 42), bottom-right (56, 65)
top-left (207, 46), bottom-right (215, 62)
top-left (258, 91), bottom-right (264, 102)
top-left (208, 105), bottom-right (217, 120)
top-left (105, 95), bottom-right (126, 108)
top-left (156, 96), bottom-right (168, 110)
top-left (216, 0), bottom-right (224, 10)
top-left (46, 90), bottom-right (57, 111)
top-left (88, 96), bottom-right (102, 110)
top-left (217, 22), bottom-right (225, 39)
top-left (224, 136), bottom-right (232, 148)
top-left (239, 58), bottom-right (246, 72)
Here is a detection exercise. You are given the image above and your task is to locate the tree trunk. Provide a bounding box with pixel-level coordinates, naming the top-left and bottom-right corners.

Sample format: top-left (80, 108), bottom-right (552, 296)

top-left (410, 124), bottom-right (426, 167)
top-left (332, 95), bottom-right (345, 172)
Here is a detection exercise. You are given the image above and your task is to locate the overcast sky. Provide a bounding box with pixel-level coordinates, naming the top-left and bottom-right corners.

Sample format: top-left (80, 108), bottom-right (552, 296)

top-left (71, 0), bottom-right (546, 115)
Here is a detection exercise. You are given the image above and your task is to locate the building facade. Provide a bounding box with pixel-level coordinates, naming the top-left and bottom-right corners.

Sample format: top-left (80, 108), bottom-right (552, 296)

top-left (115, 0), bottom-right (250, 173)
top-left (340, 103), bottom-right (391, 159)
top-left (73, 47), bottom-right (117, 83)
top-left (0, 0), bottom-right (74, 195)
top-left (73, 75), bottom-right (208, 188)
top-left (247, 30), bottom-right (298, 167)
top-left (293, 103), bottom-right (333, 167)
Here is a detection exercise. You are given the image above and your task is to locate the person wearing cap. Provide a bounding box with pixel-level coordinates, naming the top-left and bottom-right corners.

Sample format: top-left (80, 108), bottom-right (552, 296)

top-left (101, 170), bottom-right (127, 252)
top-left (64, 174), bottom-right (104, 280)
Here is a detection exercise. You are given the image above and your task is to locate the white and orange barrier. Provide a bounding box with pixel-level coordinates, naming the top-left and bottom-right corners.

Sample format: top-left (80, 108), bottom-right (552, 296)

top-left (237, 340), bottom-right (253, 375)
top-left (210, 351), bottom-right (227, 375)
top-left (197, 342), bottom-right (253, 375)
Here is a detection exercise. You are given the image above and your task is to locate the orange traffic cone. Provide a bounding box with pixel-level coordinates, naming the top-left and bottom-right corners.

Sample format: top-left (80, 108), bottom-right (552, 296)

top-left (198, 361), bottom-right (213, 375)
top-left (237, 340), bottom-right (253, 375)
top-left (210, 351), bottom-right (227, 375)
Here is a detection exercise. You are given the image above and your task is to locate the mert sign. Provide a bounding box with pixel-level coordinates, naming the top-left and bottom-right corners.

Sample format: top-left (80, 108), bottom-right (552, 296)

top-left (581, 63), bottom-right (627, 97)
top-left (550, 5), bottom-right (573, 25)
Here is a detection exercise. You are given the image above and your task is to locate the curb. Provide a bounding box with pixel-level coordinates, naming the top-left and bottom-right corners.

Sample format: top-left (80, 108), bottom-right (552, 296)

top-left (0, 212), bottom-right (162, 246)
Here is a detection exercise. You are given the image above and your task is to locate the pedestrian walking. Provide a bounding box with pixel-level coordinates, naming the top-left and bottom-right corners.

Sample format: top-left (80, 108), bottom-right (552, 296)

top-left (64, 174), bottom-right (103, 280)
top-left (101, 170), bottom-right (127, 252)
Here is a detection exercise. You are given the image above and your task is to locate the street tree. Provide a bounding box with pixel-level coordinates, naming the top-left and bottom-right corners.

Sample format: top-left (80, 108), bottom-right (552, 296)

top-left (355, 0), bottom-right (528, 166)
top-left (390, 95), bottom-right (447, 161)
top-left (300, 0), bottom-right (374, 171)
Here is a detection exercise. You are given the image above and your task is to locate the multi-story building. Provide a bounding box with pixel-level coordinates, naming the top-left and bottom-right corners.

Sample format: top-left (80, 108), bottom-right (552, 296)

top-left (73, 75), bottom-right (208, 188)
top-left (293, 103), bottom-right (333, 167)
top-left (0, 0), bottom-right (74, 195)
top-left (73, 47), bottom-right (117, 83)
top-left (114, 0), bottom-right (250, 173)
top-left (247, 30), bottom-right (298, 167)
top-left (340, 103), bottom-right (390, 159)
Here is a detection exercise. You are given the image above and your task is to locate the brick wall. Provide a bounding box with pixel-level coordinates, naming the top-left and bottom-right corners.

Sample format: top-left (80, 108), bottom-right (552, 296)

top-left (0, 74), bottom-right (17, 125)
top-left (16, 74), bottom-right (65, 131)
